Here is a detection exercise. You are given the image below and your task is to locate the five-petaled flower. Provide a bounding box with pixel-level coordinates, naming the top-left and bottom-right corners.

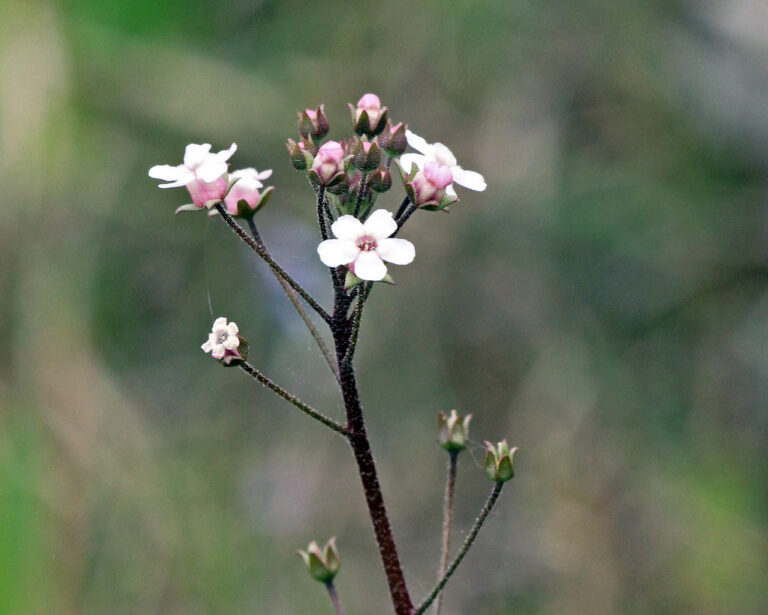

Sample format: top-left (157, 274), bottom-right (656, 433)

top-left (317, 210), bottom-right (415, 281)
top-left (399, 130), bottom-right (486, 196)
top-left (202, 317), bottom-right (241, 360)
top-left (149, 142), bottom-right (237, 208)
top-left (224, 168), bottom-right (273, 216)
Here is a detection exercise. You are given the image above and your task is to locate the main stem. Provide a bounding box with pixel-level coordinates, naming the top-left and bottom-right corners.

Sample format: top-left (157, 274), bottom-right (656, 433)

top-left (326, 582), bottom-right (346, 615)
top-left (332, 292), bottom-right (413, 615)
top-left (434, 452), bottom-right (458, 615)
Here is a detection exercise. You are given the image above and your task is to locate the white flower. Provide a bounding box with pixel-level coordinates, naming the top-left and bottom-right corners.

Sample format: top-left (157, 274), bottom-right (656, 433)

top-left (399, 130), bottom-right (486, 195)
top-left (317, 210), bottom-right (415, 282)
top-left (201, 317), bottom-right (240, 360)
top-left (149, 143), bottom-right (237, 188)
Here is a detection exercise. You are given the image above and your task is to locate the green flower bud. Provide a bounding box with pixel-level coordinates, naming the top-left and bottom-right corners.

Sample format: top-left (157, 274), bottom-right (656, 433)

top-left (297, 537), bottom-right (340, 584)
top-left (483, 439), bottom-right (517, 482)
top-left (437, 410), bottom-right (472, 452)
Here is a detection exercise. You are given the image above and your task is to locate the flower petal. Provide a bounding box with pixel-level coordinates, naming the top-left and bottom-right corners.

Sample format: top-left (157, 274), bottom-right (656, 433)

top-left (255, 169), bottom-right (273, 181)
top-left (149, 164), bottom-right (182, 181)
top-left (452, 166), bottom-right (487, 191)
top-left (398, 153), bottom-right (426, 175)
top-left (201, 339), bottom-right (213, 352)
top-left (211, 346), bottom-right (226, 360)
top-left (318, 239), bottom-right (360, 267)
top-left (405, 130), bottom-right (432, 155)
top-left (215, 142), bottom-right (238, 162)
top-left (330, 215), bottom-right (365, 241)
top-left (183, 143), bottom-right (212, 169)
top-left (376, 238), bottom-right (415, 265)
top-left (197, 160), bottom-right (229, 183)
top-left (353, 251), bottom-right (387, 281)
top-left (213, 316), bottom-right (228, 329)
top-left (363, 209), bottom-right (397, 239)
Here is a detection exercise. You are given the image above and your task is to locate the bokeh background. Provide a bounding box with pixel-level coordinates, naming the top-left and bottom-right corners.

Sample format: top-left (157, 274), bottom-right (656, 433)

top-left (1, 0), bottom-right (767, 613)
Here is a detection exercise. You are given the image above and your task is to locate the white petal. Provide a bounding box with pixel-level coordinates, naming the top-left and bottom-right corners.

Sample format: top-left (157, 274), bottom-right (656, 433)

top-left (318, 239), bottom-right (360, 267)
top-left (211, 346), bottom-right (226, 360)
top-left (201, 340), bottom-right (213, 353)
top-left (330, 215), bottom-right (365, 241)
top-left (227, 322), bottom-right (239, 336)
top-left (197, 160), bottom-right (228, 183)
top-left (255, 169), bottom-right (273, 181)
top-left (353, 251), bottom-right (387, 281)
top-left (213, 317), bottom-right (228, 329)
top-left (363, 209), bottom-right (397, 239)
top-left (405, 130), bottom-right (432, 155)
top-left (446, 184), bottom-right (457, 198)
top-left (223, 336), bottom-right (240, 350)
top-left (398, 153), bottom-right (427, 175)
top-left (183, 143), bottom-right (212, 169)
top-left (431, 143), bottom-right (457, 167)
top-left (157, 167), bottom-right (195, 188)
top-left (215, 142), bottom-right (237, 162)
top-left (451, 166), bottom-right (486, 191)
top-left (149, 164), bottom-right (182, 181)
top-left (376, 238), bottom-right (415, 265)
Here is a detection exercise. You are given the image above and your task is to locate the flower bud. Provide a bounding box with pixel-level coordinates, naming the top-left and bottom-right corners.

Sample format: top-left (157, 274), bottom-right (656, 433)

top-left (185, 177), bottom-right (229, 209)
top-left (483, 440), bottom-right (517, 483)
top-left (369, 167), bottom-right (392, 193)
top-left (298, 104), bottom-right (329, 141)
top-left (298, 538), bottom-right (340, 584)
top-left (309, 140), bottom-right (348, 187)
top-left (286, 137), bottom-right (317, 171)
top-left (224, 168), bottom-right (274, 218)
top-left (201, 317), bottom-right (248, 366)
top-left (407, 161), bottom-right (454, 208)
top-left (348, 93), bottom-right (388, 137)
top-left (352, 139), bottom-right (382, 171)
top-left (378, 121), bottom-right (407, 156)
top-left (437, 410), bottom-right (472, 452)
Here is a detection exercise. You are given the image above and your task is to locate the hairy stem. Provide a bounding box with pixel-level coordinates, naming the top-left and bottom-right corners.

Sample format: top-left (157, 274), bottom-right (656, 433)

top-left (394, 203), bottom-right (416, 235)
top-left (245, 217), bottom-right (339, 382)
top-left (434, 451), bottom-right (458, 615)
top-left (354, 172), bottom-right (369, 218)
top-left (215, 203), bottom-right (332, 324)
top-left (342, 283), bottom-right (369, 365)
top-left (239, 361), bottom-right (347, 436)
top-left (316, 186), bottom-right (329, 241)
top-left (395, 196), bottom-right (410, 220)
top-left (331, 291), bottom-right (413, 615)
top-left (415, 482), bottom-right (505, 615)
top-left (325, 582), bottom-right (346, 615)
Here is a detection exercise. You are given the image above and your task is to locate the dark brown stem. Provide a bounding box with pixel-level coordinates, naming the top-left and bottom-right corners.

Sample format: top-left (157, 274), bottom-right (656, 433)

top-left (214, 203), bottom-right (332, 324)
top-left (316, 186), bottom-right (329, 241)
top-left (238, 361), bottom-right (347, 436)
top-left (434, 451), bottom-right (458, 615)
top-left (414, 482), bottom-right (505, 615)
top-left (325, 581), bottom-right (346, 615)
top-left (331, 291), bottom-right (413, 615)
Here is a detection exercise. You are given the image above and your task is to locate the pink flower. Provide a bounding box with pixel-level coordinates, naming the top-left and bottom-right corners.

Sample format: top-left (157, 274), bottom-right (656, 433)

top-left (201, 317), bottom-right (241, 360)
top-left (224, 168), bottom-right (273, 215)
top-left (149, 143), bottom-right (237, 208)
top-left (410, 161), bottom-right (453, 206)
top-left (317, 210), bottom-right (415, 282)
top-left (311, 141), bottom-right (346, 185)
top-left (355, 93), bottom-right (382, 126)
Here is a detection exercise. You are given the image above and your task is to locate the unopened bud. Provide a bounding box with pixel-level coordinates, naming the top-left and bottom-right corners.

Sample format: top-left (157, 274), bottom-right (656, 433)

top-left (379, 121), bottom-right (407, 156)
top-left (352, 139), bottom-right (382, 171)
top-left (298, 538), bottom-right (340, 584)
top-left (348, 93), bottom-right (389, 137)
top-left (437, 410), bottom-right (471, 452)
top-left (369, 167), bottom-right (392, 193)
top-left (483, 440), bottom-right (517, 483)
top-left (298, 104), bottom-right (330, 141)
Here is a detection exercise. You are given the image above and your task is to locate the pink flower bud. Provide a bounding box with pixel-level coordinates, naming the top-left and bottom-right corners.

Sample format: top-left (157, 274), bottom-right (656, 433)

top-left (410, 162), bottom-right (453, 206)
top-left (185, 176), bottom-right (229, 208)
top-left (311, 141), bottom-right (346, 184)
top-left (356, 93), bottom-right (382, 124)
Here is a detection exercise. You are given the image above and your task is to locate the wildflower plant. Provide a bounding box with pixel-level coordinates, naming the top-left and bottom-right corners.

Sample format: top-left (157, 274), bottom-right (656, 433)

top-left (150, 93), bottom-right (517, 615)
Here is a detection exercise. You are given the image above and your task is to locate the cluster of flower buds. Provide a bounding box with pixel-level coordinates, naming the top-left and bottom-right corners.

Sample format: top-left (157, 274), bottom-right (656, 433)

top-left (148, 143), bottom-right (274, 219)
top-left (484, 439), bottom-right (517, 483)
top-left (298, 538), bottom-right (341, 584)
top-left (437, 410), bottom-right (472, 452)
top-left (201, 317), bottom-right (248, 366)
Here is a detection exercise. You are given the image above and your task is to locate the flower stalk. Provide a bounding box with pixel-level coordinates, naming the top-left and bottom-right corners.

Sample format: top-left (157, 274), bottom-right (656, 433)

top-left (435, 451), bottom-right (458, 615)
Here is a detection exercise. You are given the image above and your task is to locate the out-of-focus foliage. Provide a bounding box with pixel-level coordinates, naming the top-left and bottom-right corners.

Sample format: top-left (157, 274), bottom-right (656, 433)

top-left (1, 0), bottom-right (767, 614)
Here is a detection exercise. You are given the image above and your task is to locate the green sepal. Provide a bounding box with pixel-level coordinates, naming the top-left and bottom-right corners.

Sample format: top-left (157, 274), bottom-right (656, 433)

top-left (174, 203), bottom-right (201, 215)
top-left (345, 270), bottom-right (363, 291)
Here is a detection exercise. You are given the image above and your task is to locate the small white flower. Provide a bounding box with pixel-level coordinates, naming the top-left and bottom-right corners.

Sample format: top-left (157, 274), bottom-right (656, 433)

top-left (149, 142), bottom-right (237, 188)
top-left (399, 130), bottom-right (486, 195)
top-left (201, 317), bottom-right (240, 360)
top-left (317, 210), bottom-right (415, 282)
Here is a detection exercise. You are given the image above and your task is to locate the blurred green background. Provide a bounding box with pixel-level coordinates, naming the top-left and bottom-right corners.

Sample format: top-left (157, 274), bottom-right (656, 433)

top-left (1, 0), bottom-right (767, 613)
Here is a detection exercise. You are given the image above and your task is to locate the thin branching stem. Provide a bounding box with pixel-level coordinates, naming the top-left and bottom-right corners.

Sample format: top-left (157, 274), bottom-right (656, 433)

top-left (214, 203), bottom-right (332, 324)
top-left (434, 451), bottom-right (459, 615)
top-left (394, 203), bottom-right (417, 236)
top-left (415, 482), bottom-right (505, 615)
top-left (342, 283), bottom-right (369, 365)
top-left (353, 172), bottom-right (369, 218)
top-left (239, 361), bottom-right (348, 436)
top-left (245, 218), bottom-right (339, 382)
top-left (325, 582), bottom-right (346, 615)
top-left (395, 196), bottom-right (410, 220)
top-left (316, 186), bottom-right (329, 241)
